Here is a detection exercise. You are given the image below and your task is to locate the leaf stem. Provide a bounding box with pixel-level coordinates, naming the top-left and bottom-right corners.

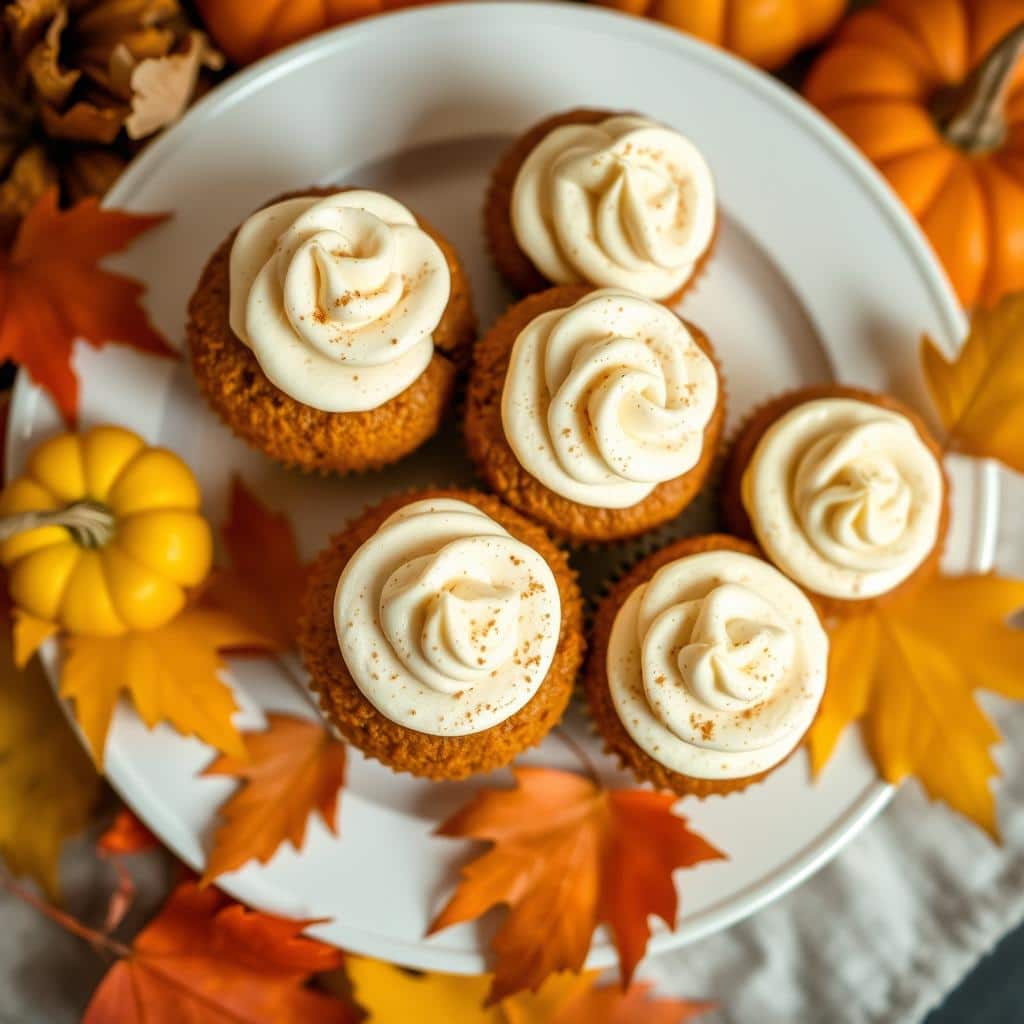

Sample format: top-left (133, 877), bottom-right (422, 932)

top-left (553, 726), bottom-right (601, 785)
top-left (0, 870), bottom-right (132, 960)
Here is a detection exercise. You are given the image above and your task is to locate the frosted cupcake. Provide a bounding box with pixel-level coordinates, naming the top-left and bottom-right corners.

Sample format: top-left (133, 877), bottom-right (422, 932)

top-left (298, 490), bottom-right (584, 779)
top-left (585, 535), bottom-right (829, 796)
top-left (485, 109), bottom-right (717, 299)
top-left (722, 385), bottom-right (949, 614)
top-left (464, 286), bottom-right (724, 543)
top-left (187, 187), bottom-right (475, 473)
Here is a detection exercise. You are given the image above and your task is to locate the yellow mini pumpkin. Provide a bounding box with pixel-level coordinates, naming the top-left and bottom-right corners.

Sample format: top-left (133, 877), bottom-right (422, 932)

top-left (0, 426), bottom-right (213, 636)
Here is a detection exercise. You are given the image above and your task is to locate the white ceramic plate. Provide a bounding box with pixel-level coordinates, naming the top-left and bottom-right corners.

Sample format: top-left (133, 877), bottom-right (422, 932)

top-left (7, 3), bottom-right (999, 974)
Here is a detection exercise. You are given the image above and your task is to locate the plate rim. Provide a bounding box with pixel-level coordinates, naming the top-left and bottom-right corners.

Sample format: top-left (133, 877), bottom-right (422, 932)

top-left (6, 1), bottom-right (991, 973)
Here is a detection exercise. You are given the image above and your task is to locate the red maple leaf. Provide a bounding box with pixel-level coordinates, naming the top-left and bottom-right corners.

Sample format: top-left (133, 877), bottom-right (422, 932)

top-left (84, 881), bottom-right (355, 1023)
top-left (0, 189), bottom-right (173, 422)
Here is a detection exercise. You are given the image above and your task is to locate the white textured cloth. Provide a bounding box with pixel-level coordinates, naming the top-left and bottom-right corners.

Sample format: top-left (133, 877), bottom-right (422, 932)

top-left (643, 465), bottom-right (1024, 1024)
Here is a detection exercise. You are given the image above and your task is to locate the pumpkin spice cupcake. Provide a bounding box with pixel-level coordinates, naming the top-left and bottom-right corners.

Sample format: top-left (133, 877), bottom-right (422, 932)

top-left (298, 489), bottom-right (585, 779)
top-left (722, 385), bottom-right (949, 615)
top-left (585, 534), bottom-right (829, 797)
top-left (187, 187), bottom-right (475, 474)
top-left (485, 108), bottom-right (717, 300)
top-left (464, 286), bottom-right (724, 544)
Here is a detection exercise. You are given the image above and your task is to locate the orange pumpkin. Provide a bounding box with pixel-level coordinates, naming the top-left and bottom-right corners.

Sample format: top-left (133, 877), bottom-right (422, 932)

top-left (805, 0), bottom-right (1024, 309)
top-left (601, 0), bottom-right (847, 71)
top-left (197, 0), bottom-right (432, 65)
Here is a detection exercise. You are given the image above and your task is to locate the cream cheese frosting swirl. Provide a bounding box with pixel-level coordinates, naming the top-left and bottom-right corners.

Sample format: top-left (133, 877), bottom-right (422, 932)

top-left (334, 498), bottom-right (560, 736)
top-left (741, 398), bottom-right (945, 600)
top-left (229, 190), bottom-right (450, 412)
top-left (511, 115), bottom-right (716, 298)
top-left (607, 550), bottom-right (828, 780)
top-left (501, 289), bottom-right (718, 508)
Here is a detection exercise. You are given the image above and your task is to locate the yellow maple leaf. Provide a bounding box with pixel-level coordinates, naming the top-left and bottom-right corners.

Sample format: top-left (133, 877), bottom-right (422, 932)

top-left (342, 958), bottom-right (709, 1024)
top-left (61, 606), bottom-right (268, 767)
top-left (809, 575), bottom-right (1024, 837)
top-left (922, 293), bottom-right (1024, 472)
top-left (0, 617), bottom-right (100, 897)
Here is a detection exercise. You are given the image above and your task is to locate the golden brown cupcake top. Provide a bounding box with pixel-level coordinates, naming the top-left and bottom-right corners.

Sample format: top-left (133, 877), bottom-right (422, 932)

top-left (333, 497), bottom-right (561, 736)
top-left (740, 396), bottom-right (945, 601)
top-left (511, 114), bottom-right (716, 298)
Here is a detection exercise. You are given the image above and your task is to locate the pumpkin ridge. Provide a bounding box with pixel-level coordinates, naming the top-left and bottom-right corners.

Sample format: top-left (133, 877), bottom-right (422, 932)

top-left (915, 153), bottom-right (970, 224)
top-left (256, 0), bottom-right (300, 55)
top-left (883, 2), bottom-right (970, 85)
top-left (973, 159), bottom-right (1002, 305)
top-left (818, 93), bottom-right (936, 114)
top-left (103, 443), bottom-right (155, 498)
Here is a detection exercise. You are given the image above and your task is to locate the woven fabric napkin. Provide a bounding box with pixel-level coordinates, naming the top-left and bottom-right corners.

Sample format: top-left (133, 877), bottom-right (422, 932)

top-left (642, 465), bottom-right (1024, 1024)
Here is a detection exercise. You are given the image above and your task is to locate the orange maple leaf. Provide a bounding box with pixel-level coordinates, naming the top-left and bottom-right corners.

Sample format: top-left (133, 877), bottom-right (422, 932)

top-left (549, 978), bottom-right (714, 1024)
top-left (83, 880), bottom-right (355, 1024)
top-left (201, 712), bottom-right (346, 883)
top-left (97, 808), bottom-right (159, 857)
top-left (809, 575), bottom-right (1024, 837)
top-left (0, 189), bottom-right (174, 423)
top-left (921, 293), bottom-right (1024, 473)
top-left (429, 767), bottom-right (725, 1002)
top-left (204, 475), bottom-right (307, 651)
top-left (60, 606), bottom-right (271, 767)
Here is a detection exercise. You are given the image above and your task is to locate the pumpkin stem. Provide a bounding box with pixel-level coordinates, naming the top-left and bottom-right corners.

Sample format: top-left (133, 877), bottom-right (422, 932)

top-left (0, 500), bottom-right (116, 549)
top-left (933, 20), bottom-right (1024, 153)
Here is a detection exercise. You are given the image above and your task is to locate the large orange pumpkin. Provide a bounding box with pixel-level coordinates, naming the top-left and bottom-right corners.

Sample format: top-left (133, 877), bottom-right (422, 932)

top-left (805, 0), bottom-right (1024, 309)
top-left (197, 0), bottom-right (432, 65)
top-left (601, 0), bottom-right (847, 71)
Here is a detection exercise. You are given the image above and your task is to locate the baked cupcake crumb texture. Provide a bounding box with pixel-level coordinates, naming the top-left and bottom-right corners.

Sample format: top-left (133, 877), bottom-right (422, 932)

top-left (465, 286), bottom-right (725, 543)
top-left (187, 186), bottom-right (475, 474)
top-left (298, 489), bottom-right (585, 779)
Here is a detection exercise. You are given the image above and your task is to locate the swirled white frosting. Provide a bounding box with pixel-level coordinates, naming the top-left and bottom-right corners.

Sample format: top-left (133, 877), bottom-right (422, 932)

top-left (228, 190), bottom-right (450, 412)
top-left (741, 398), bottom-right (945, 600)
top-left (608, 550), bottom-right (828, 780)
top-left (333, 498), bottom-right (561, 735)
top-left (511, 115), bottom-right (716, 298)
top-left (501, 289), bottom-right (718, 508)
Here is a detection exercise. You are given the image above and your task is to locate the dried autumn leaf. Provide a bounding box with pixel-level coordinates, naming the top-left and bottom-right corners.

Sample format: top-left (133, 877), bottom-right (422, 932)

top-left (344, 957), bottom-right (710, 1024)
top-left (204, 476), bottom-right (307, 650)
top-left (125, 31), bottom-right (223, 140)
top-left (97, 807), bottom-right (158, 856)
top-left (0, 188), bottom-right (173, 423)
top-left (809, 575), bottom-right (1024, 837)
top-left (201, 712), bottom-right (346, 882)
top-left (83, 880), bottom-right (356, 1024)
top-left (430, 767), bottom-right (725, 1002)
top-left (60, 606), bottom-right (270, 767)
top-left (0, 604), bottom-right (100, 897)
top-left (922, 293), bottom-right (1024, 473)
